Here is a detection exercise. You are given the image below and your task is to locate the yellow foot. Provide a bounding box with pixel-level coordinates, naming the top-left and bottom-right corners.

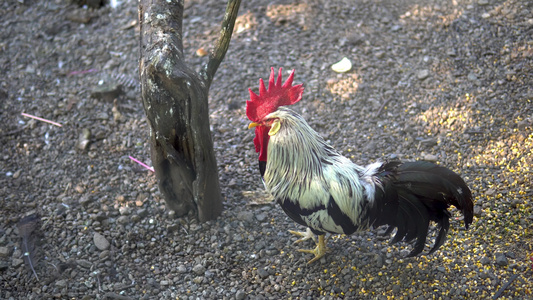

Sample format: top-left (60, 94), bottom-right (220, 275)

top-left (288, 227), bottom-right (316, 244)
top-left (298, 235), bottom-right (329, 264)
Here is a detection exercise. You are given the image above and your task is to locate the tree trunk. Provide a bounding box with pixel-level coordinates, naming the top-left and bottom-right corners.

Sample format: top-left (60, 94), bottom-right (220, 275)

top-left (138, 0), bottom-right (240, 221)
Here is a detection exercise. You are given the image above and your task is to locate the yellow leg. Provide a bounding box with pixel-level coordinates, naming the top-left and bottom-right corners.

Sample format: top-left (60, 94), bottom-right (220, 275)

top-left (298, 234), bottom-right (328, 264)
top-left (288, 227), bottom-right (316, 243)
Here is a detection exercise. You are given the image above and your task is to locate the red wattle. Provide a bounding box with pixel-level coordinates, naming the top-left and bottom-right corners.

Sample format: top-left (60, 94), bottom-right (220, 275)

top-left (254, 126), bottom-right (270, 162)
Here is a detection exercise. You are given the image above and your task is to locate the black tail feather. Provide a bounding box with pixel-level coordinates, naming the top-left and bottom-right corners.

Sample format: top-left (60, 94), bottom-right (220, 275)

top-left (375, 160), bottom-right (474, 256)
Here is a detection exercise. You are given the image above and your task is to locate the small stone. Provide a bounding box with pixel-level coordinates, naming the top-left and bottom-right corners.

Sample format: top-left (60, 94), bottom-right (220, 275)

top-left (374, 255), bottom-right (384, 268)
top-left (480, 256), bottom-right (491, 265)
top-left (93, 232), bottom-right (110, 251)
top-left (80, 195), bottom-right (93, 207)
top-left (76, 259), bottom-right (92, 269)
top-left (422, 154), bottom-right (438, 162)
top-left (192, 264), bottom-right (205, 276)
top-left (91, 83), bottom-right (123, 102)
top-left (117, 216), bottom-right (129, 225)
top-left (12, 258), bottom-right (24, 267)
top-left (119, 206), bottom-right (131, 215)
top-left (236, 290), bottom-right (246, 300)
top-left (12, 170), bottom-right (21, 179)
top-left (257, 268), bottom-right (269, 279)
top-left (486, 189), bottom-right (496, 196)
top-left (55, 279), bottom-right (68, 288)
top-left (467, 72), bottom-right (478, 81)
top-left (447, 49), bottom-right (457, 57)
top-left (478, 0), bottom-right (489, 6)
top-left (511, 199), bottom-right (522, 208)
top-left (95, 112), bottom-right (109, 120)
top-left (99, 250), bottom-right (110, 259)
top-left (417, 70), bottom-right (430, 80)
top-left (255, 213), bottom-right (267, 222)
top-left (473, 205), bottom-right (482, 217)
top-left (177, 265), bottom-right (187, 273)
top-left (420, 138), bottom-right (438, 147)
top-left (374, 51), bottom-right (385, 59)
top-left (77, 128), bottom-right (91, 151)
top-left (0, 246), bottom-right (11, 257)
top-left (517, 120), bottom-right (529, 131)
top-left (237, 211), bottom-right (254, 223)
top-left (391, 25), bottom-right (401, 32)
top-left (495, 254), bottom-right (508, 266)
top-left (192, 276), bottom-right (204, 284)
top-left (137, 208), bottom-right (149, 218)
top-left (392, 284), bottom-right (401, 293)
top-left (166, 224), bottom-right (180, 232)
top-left (437, 266), bottom-right (446, 272)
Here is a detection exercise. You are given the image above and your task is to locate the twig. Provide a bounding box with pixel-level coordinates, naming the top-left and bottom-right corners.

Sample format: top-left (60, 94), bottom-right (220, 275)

top-left (21, 112), bottom-right (62, 127)
top-left (68, 68), bottom-right (98, 76)
top-left (492, 273), bottom-right (520, 299)
top-left (128, 156), bottom-right (155, 172)
top-left (374, 96), bottom-right (391, 118)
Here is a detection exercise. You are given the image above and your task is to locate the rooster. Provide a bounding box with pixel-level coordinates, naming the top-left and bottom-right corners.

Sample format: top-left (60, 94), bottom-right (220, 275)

top-left (246, 68), bottom-right (474, 263)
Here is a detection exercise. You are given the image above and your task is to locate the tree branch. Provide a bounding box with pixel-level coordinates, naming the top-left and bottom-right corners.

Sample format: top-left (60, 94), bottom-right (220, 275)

top-left (202, 0), bottom-right (242, 88)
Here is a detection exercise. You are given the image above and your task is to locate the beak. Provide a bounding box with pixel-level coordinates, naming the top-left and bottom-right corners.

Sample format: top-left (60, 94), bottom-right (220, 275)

top-left (248, 122), bottom-right (260, 129)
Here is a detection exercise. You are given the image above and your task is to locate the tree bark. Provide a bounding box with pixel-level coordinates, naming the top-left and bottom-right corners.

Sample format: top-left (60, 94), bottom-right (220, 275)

top-left (138, 0), bottom-right (240, 221)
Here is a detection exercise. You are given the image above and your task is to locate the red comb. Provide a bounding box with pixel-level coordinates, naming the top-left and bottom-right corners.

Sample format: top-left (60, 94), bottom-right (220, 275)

top-left (246, 67), bottom-right (304, 122)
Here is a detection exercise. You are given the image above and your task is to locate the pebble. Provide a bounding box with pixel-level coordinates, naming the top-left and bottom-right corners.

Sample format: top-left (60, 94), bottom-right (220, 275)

top-left (192, 264), bottom-right (205, 276)
top-left (473, 205), bottom-right (482, 217)
top-left (257, 268), bottom-right (269, 279)
top-left (374, 255), bottom-right (384, 268)
top-left (12, 170), bottom-right (21, 179)
top-left (99, 250), bottom-right (110, 259)
top-left (76, 259), bottom-right (92, 269)
top-left (193, 276), bottom-right (204, 284)
top-left (237, 211), bottom-right (254, 223)
top-left (422, 154), bottom-right (438, 162)
top-left (119, 206), bottom-right (131, 215)
top-left (417, 70), bottom-right (430, 80)
top-left (55, 279), bottom-right (68, 288)
top-left (93, 232), bottom-right (110, 250)
top-left (255, 212), bottom-right (267, 222)
top-left (177, 265), bottom-right (187, 273)
top-left (392, 284), bottom-right (401, 293)
top-left (12, 258), bottom-right (24, 267)
top-left (480, 256), bottom-right (491, 265)
top-left (495, 254), bottom-right (508, 266)
top-left (467, 72), bottom-right (478, 81)
top-left (77, 128), bottom-right (91, 151)
top-left (447, 49), bottom-right (457, 57)
top-left (0, 246), bottom-right (10, 257)
top-left (236, 290), bottom-right (246, 300)
top-left (80, 195), bottom-right (93, 207)
top-left (137, 208), bottom-right (149, 218)
top-left (117, 216), bottom-right (129, 225)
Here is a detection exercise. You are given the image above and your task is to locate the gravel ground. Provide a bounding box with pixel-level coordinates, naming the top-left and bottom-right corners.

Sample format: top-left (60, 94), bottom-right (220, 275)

top-left (1, 0), bottom-right (532, 299)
